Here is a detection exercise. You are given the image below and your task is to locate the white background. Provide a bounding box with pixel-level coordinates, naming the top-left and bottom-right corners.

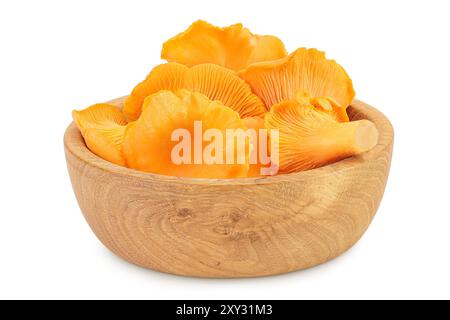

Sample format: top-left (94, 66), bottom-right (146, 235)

top-left (1, 0), bottom-right (449, 300)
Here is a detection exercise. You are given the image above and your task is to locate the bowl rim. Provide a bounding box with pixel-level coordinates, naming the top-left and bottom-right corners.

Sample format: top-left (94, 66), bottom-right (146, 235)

top-left (64, 98), bottom-right (394, 186)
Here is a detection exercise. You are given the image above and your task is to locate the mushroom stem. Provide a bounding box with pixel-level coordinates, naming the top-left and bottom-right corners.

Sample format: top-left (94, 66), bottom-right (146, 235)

top-left (322, 119), bottom-right (378, 159)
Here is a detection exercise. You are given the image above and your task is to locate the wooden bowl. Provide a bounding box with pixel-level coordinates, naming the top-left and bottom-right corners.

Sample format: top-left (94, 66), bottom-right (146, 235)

top-left (64, 98), bottom-right (393, 278)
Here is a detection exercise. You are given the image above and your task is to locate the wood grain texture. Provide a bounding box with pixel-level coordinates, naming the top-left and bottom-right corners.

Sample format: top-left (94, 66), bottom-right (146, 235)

top-left (64, 98), bottom-right (393, 278)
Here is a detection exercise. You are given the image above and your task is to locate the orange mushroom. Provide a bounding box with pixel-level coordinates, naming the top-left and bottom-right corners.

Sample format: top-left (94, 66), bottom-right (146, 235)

top-left (264, 99), bottom-right (378, 173)
top-left (161, 20), bottom-right (287, 72)
top-left (239, 48), bottom-right (355, 121)
top-left (123, 89), bottom-right (250, 178)
top-left (123, 63), bottom-right (266, 121)
top-left (72, 104), bottom-right (128, 166)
